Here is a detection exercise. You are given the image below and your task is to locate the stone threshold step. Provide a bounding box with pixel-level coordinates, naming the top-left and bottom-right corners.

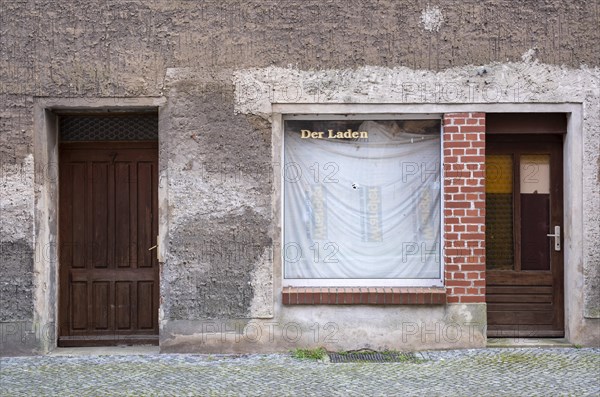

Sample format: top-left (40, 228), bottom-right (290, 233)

top-left (49, 345), bottom-right (160, 356)
top-left (487, 338), bottom-right (574, 348)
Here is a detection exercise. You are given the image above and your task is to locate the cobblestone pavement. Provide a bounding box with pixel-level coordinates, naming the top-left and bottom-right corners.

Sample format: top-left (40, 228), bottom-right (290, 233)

top-left (1, 348), bottom-right (599, 396)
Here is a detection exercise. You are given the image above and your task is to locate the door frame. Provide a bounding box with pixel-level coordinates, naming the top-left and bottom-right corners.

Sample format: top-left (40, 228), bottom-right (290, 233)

top-left (33, 98), bottom-right (165, 353)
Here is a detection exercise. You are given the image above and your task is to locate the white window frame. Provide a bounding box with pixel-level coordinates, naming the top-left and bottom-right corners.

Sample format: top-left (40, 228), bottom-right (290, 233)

top-left (279, 111), bottom-right (445, 288)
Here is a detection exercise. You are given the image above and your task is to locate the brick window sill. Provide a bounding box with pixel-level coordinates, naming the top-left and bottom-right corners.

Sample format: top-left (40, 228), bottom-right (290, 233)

top-left (282, 287), bottom-right (446, 305)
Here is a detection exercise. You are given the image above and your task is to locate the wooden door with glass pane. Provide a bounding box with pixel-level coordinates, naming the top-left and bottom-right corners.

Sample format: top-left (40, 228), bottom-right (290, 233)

top-left (59, 142), bottom-right (159, 346)
top-left (485, 135), bottom-right (564, 337)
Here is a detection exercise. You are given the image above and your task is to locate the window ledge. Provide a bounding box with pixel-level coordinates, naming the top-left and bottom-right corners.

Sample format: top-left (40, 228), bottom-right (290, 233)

top-left (282, 287), bottom-right (446, 305)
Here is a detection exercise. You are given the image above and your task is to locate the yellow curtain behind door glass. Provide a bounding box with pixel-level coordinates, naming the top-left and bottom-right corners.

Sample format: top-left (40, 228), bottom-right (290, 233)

top-left (485, 154), bottom-right (514, 270)
top-left (486, 155), bottom-right (512, 193)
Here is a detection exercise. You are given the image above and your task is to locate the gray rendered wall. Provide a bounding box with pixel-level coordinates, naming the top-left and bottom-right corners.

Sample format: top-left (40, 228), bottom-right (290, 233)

top-left (0, 1), bottom-right (598, 355)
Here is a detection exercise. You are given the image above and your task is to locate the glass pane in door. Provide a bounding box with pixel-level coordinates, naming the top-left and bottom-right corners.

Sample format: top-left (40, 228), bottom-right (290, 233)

top-left (485, 155), bottom-right (514, 270)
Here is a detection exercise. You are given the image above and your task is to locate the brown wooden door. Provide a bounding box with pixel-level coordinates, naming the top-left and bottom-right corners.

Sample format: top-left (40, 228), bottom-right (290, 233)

top-left (59, 142), bottom-right (159, 346)
top-left (485, 135), bottom-right (564, 337)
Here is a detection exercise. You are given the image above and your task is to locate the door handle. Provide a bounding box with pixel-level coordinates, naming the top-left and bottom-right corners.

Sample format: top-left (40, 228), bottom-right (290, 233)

top-left (546, 226), bottom-right (561, 251)
top-left (149, 235), bottom-right (159, 261)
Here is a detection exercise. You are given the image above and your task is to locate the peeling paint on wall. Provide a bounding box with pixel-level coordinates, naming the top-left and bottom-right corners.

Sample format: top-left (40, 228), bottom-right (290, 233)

top-left (420, 6), bottom-right (444, 32)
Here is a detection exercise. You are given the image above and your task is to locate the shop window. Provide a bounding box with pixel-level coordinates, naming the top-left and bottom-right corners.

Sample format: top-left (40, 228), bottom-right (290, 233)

top-left (283, 118), bottom-right (442, 287)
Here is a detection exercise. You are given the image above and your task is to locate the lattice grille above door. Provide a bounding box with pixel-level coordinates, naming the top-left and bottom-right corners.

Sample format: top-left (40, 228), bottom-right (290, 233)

top-left (59, 114), bottom-right (158, 141)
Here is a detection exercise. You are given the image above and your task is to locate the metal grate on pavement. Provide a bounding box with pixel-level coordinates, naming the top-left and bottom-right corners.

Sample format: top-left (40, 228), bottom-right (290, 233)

top-left (328, 351), bottom-right (420, 363)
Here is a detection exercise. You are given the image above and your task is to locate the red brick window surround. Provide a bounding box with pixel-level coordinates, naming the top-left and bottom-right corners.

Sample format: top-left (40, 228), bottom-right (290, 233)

top-left (282, 287), bottom-right (446, 305)
top-left (282, 113), bottom-right (485, 306)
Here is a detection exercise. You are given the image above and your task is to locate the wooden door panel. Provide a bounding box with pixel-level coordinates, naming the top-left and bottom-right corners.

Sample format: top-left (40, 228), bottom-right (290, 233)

top-left (488, 311), bottom-right (555, 326)
top-left (70, 282), bottom-right (87, 330)
top-left (91, 162), bottom-right (110, 269)
top-left (59, 142), bottom-right (158, 346)
top-left (138, 281), bottom-right (155, 330)
top-left (487, 303), bottom-right (554, 312)
top-left (70, 269), bottom-right (156, 281)
top-left (71, 164), bottom-right (86, 268)
top-left (486, 271), bottom-right (552, 285)
top-left (115, 163), bottom-right (131, 268)
top-left (486, 286), bottom-right (554, 295)
top-left (487, 294), bottom-right (553, 304)
top-left (115, 281), bottom-right (132, 330)
top-left (137, 162), bottom-right (155, 269)
top-left (520, 194), bottom-right (550, 270)
top-left (92, 281), bottom-right (110, 330)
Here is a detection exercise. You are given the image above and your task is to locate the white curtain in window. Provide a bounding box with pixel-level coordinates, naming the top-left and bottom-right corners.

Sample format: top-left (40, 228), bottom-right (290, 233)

top-left (284, 120), bottom-right (441, 279)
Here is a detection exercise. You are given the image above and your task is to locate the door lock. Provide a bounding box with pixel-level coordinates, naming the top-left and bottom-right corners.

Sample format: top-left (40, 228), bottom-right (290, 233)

top-left (546, 226), bottom-right (561, 251)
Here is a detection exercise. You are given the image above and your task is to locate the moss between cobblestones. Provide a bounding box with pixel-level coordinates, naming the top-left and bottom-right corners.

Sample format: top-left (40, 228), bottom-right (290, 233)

top-left (496, 352), bottom-right (530, 363)
top-left (291, 347), bottom-right (327, 360)
top-left (294, 348), bottom-right (427, 363)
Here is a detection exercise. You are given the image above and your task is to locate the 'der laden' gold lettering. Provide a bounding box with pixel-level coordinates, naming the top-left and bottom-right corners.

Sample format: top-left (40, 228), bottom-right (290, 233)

top-left (300, 129), bottom-right (368, 139)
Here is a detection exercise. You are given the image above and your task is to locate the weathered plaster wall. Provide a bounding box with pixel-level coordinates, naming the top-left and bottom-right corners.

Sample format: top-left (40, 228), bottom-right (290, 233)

top-left (3, 0), bottom-right (600, 92)
top-left (230, 63), bottom-right (599, 347)
top-left (1, 1), bottom-right (599, 354)
top-left (0, 154), bottom-right (34, 328)
top-left (159, 69), bottom-right (274, 324)
top-left (161, 304), bottom-right (487, 353)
